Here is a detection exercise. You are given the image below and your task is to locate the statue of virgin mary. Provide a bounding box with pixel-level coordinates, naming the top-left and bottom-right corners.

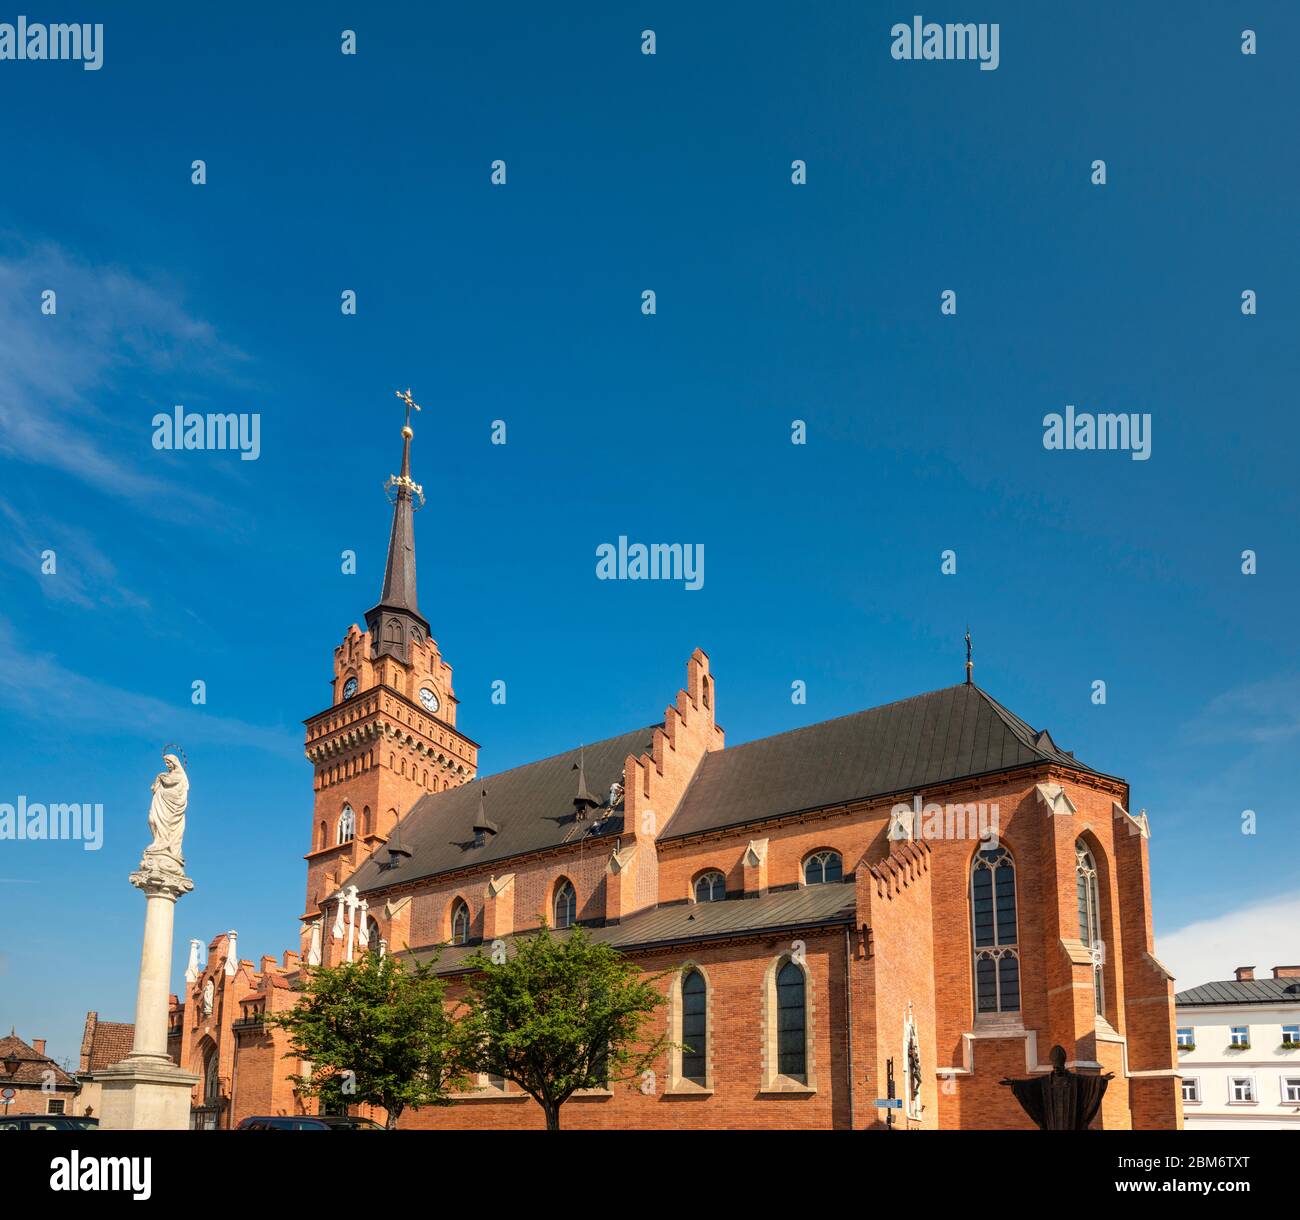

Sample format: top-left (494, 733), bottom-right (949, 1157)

top-left (145, 753), bottom-right (189, 873)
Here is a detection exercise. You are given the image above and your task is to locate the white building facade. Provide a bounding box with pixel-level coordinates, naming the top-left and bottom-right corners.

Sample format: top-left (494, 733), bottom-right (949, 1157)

top-left (1175, 965), bottom-right (1300, 1130)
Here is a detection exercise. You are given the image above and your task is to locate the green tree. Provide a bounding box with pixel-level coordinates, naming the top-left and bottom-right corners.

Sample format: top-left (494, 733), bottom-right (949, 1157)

top-left (461, 923), bottom-right (668, 1130)
top-left (267, 950), bottom-right (468, 1129)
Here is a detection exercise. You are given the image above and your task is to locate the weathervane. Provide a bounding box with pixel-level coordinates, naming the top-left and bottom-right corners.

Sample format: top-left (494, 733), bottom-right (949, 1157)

top-left (965, 627), bottom-right (973, 686)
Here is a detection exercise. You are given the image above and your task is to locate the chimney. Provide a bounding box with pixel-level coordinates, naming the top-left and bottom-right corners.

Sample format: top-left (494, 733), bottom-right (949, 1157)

top-left (32, 1039), bottom-right (46, 1058)
top-left (1234, 966), bottom-right (1255, 981)
top-left (1273, 965), bottom-right (1300, 979)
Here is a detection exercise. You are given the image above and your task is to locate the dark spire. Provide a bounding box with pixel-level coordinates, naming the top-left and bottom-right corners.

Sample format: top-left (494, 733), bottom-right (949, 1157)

top-left (366, 390), bottom-right (430, 665)
top-left (965, 627), bottom-right (973, 686)
top-left (572, 747), bottom-right (599, 819)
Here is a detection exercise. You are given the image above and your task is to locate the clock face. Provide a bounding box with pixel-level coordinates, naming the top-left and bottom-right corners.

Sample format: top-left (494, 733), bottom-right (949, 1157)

top-left (342, 677), bottom-right (358, 700)
top-left (418, 686), bottom-right (439, 713)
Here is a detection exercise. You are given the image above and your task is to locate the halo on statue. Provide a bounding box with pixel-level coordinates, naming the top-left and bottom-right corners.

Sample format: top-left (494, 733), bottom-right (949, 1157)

top-left (161, 743), bottom-right (189, 769)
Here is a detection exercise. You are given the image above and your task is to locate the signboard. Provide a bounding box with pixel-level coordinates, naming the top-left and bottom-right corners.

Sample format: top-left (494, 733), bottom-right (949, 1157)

top-left (873, 1098), bottom-right (903, 1109)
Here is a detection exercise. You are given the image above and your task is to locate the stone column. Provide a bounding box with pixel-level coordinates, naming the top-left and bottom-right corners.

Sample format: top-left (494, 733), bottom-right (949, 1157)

top-left (95, 865), bottom-right (201, 1129)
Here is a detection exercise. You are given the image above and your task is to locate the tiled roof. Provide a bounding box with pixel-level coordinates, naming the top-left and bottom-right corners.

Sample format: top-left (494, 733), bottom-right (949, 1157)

top-left (405, 880), bottom-right (858, 974)
top-left (350, 724), bottom-right (655, 895)
top-left (0, 1034), bottom-right (76, 1087)
top-left (661, 683), bottom-right (1100, 840)
top-left (1176, 977), bottom-right (1300, 1006)
top-left (82, 1021), bottom-right (134, 1073)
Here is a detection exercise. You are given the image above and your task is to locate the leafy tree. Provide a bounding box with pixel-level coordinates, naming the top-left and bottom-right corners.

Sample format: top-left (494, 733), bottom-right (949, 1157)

top-left (460, 923), bottom-right (668, 1130)
top-left (267, 950), bottom-right (468, 1129)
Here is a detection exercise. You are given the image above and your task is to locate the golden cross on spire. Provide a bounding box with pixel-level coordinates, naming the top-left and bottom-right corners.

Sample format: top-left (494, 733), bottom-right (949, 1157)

top-left (395, 387), bottom-right (422, 429)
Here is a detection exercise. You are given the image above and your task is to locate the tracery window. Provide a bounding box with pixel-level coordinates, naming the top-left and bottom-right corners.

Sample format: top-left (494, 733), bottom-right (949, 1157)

top-left (802, 850), bottom-right (842, 885)
top-left (1075, 840), bottom-right (1104, 1017)
top-left (554, 879), bottom-right (576, 930)
top-left (971, 846), bottom-right (1019, 1013)
top-left (694, 871), bottom-right (725, 902)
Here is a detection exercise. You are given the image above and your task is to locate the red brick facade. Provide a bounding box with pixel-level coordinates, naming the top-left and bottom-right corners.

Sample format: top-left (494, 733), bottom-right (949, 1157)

top-left (136, 428), bottom-right (1182, 1131)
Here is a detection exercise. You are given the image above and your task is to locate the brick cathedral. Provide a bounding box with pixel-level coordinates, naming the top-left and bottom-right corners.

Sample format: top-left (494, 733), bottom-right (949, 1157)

top-left (88, 410), bottom-right (1184, 1130)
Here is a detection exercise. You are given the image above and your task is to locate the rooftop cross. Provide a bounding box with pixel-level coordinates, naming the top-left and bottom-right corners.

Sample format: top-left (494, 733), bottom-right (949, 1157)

top-left (395, 387), bottom-right (422, 431)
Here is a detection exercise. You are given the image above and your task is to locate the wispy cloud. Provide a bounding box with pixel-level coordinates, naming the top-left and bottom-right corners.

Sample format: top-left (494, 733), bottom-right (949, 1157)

top-left (1156, 892), bottom-right (1300, 990)
top-left (0, 499), bottom-right (150, 610)
top-left (0, 618), bottom-right (300, 760)
top-left (1184, 676), bottom-right (1300, 745)
top-left (0, 236), bottom-right (247, 515)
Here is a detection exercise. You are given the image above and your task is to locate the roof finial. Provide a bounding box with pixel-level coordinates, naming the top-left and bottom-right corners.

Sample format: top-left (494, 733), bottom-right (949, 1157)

top-left (965, 626), bottom-right (973, 686)
top-left (472, 787), bottom-right (498, 842)
top-left (572, 746), bottom-right (599, 819)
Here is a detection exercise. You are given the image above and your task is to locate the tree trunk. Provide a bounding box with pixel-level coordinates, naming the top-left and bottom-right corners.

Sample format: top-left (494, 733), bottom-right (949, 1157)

top-left (544, 1100), bottom-right (560, 1131)
top-left (386, 1104), bottom-right (403, 1131)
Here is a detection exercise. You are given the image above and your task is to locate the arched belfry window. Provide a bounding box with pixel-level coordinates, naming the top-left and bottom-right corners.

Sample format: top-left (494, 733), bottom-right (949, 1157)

top-left (802, 850), bottom-right (842, 886)
top-left (450, 899), bottom-right (470, 946)
top-left (971, 846), bottom-right (1020, 1014)
top-left (694, 871), bottom-right (725, 903)
top-left (1076, 840), bottom-right (1104, 1017)
top-left (554, 879), bottom-right (576, 930)
top-left (337, 805), bottom-right (356, 845)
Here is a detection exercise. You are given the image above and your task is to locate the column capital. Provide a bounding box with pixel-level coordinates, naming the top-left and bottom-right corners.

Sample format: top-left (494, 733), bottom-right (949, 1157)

top-left (130, 863), bottom-right (194, 902)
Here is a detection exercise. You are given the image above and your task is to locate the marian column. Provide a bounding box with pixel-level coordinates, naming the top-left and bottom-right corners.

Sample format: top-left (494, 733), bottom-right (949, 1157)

top-left (95, 751), bottom-right (201, 1129)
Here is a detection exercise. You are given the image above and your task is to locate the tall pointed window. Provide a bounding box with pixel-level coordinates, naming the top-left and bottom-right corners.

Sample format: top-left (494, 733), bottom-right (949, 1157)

top-left (1076, 840), bottom-right (1104, 1017)
top-left (450, 899), bottom-right (470, 946)
top-left (776, 961), bottom-right (807, 1077)
top-left (554, 879), bottom-right (576, 930)
top-left (680, 969), bottom-right (707, 1085)
top-left (971, 846), bottom-right (1020, 1014)
top-left (337, 805), bottom-right (355, 845)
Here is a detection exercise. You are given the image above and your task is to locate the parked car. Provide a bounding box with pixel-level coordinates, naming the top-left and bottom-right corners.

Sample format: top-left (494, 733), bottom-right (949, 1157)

top-left (236, 1115), bottom-right (385, 1130)
top-left (0, 1114), bottom-right (100, 1131)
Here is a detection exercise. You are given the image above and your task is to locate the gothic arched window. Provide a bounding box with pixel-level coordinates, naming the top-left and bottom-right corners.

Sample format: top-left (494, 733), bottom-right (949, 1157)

top-left (776, 961), bottom-right (807, 1078)
top-left (803, 850), bottom-right (842, 886)
top-left (680, 969), bottom-right (707, 1085)
top-left (554, 879), bottom-right (576, 930)
top-left (971, 846), bottom-right (1020, 1014)
top-left (450, 899), bottom-right (470, 946)
top-left (337, 805), bottom-right (355, 845)
top-left (1076, 840), bottom-right (1104, 1017)
top-left (693, 871), bottom-right (725, 903)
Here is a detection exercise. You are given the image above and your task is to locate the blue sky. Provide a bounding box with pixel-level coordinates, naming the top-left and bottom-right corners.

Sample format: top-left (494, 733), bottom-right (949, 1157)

top-left (1, 2), bottom-right (1297, 1067)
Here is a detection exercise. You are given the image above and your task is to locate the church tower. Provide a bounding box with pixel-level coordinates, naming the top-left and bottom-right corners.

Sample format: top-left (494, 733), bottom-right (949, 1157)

top-left (300, 393), bottom-right (478, 931)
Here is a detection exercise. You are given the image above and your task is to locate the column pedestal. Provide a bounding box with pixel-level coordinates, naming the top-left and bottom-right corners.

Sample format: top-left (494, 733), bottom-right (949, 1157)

top-left (95, 863), bottom-right (200, 1130)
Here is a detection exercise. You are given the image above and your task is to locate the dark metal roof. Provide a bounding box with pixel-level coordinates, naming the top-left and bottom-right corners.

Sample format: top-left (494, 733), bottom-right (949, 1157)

top-left (1176, 977), bottom-right (1300, 1006)
top-left (404, 880), bottom-right (858, 974)
top-left (660, 683), bottom-right (1099, 841)
top-left (348, 724), bottom-right (656, 895)
top-left (344, 682), bottom-right (1099, 899)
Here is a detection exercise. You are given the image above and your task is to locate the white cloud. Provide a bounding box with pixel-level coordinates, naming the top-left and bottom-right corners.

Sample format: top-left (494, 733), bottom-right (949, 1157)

top-left (0, 618), bottom-right (299, 760)
top-left (1157, 892), bottom-right (1300, 990)
top-left (0, 236), bottom-right (246, 515)
top-left (0, 499), bottom-right (149, 610)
